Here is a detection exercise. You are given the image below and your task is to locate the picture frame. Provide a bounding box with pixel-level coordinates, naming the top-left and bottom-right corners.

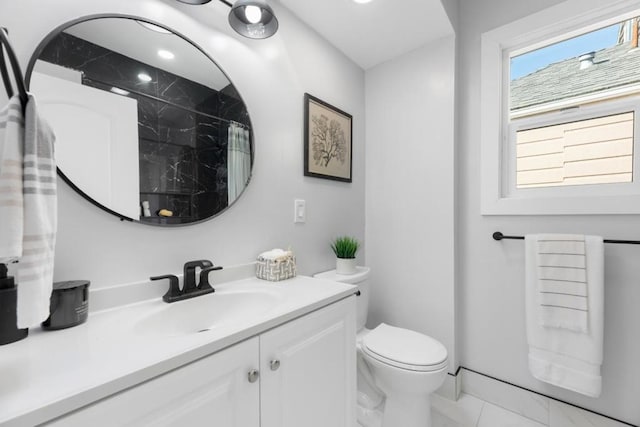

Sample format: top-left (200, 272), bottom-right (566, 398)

top-left (304, 93), bottom-right (353, 182)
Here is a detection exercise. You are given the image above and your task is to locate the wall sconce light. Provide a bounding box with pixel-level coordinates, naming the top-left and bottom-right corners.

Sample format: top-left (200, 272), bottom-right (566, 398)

top-left (228, 0), bottom-right (278, 39)
top-left (176, 0), bottom-right (213, 4)
top-left (176, 0), bottom-right (278, 39)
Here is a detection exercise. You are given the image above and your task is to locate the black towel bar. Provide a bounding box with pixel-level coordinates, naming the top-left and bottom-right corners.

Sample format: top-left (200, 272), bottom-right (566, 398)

top-left (493, 231), bottom-right (640, 245)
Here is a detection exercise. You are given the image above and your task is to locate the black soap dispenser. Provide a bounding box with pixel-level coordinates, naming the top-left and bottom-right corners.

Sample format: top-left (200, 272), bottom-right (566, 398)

top-left (0, 263), bottom-right (28, 345)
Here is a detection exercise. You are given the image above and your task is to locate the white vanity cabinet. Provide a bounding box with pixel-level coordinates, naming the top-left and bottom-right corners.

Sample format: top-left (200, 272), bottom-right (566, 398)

top-left (46, 337), bottom-right (261, 427)
top-left (260, 296), bottom-right (356, 427)
top-left (44, 296), bottom-right (355, 427)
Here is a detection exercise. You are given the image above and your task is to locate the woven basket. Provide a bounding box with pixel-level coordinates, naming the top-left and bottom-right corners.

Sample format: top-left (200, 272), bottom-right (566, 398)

top-left (256, 256), bottom-right (296, 281)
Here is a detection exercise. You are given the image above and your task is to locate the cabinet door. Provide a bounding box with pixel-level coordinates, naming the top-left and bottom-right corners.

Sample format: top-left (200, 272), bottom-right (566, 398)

top-left (46, 337), bottom-right (260, 427)
top-left (260, 297), bottom-right (357, 427)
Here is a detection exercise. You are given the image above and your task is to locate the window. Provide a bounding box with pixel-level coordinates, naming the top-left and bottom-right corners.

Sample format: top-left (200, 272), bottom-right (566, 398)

top-left (509, 19), bottom-right (639, 189)
top-left (480, 0), bottom-right (640, 215)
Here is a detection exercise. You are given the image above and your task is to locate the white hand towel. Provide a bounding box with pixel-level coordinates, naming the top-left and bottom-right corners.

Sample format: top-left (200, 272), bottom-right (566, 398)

top-left (0, 96), bottom-right (25, 262)
top-left (258, 248), bottom-right (293, 262)
top-left (17, 94), bottom-right (57, 328)
top-left (525, 234), bottom-right (604, 397)
top-left (0, 94), bottom-right (57, 328)
top-left (535, 234), bottom-right (589, 332)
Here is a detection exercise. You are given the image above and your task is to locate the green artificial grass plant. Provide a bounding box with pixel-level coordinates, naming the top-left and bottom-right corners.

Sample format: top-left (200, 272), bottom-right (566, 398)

top-left (330, 236), bottom-right (360, 259)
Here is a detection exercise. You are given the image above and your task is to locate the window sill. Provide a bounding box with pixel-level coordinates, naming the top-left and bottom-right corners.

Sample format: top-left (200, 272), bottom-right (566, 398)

top-left (482, 192), bottom-right (640, 215)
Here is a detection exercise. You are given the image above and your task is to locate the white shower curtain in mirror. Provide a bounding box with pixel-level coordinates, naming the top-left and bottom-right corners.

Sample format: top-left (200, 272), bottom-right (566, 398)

top-left (227, 122), bottom-right (251, 204)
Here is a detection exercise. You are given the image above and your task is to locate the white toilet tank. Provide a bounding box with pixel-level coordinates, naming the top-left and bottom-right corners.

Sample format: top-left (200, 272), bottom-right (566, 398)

top-left (313, 266), bottom-right (370, 331)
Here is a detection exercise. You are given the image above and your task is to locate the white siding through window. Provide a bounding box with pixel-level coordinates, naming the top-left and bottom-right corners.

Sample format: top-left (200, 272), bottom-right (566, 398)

top-left (516, 112), bottom-right (634, 188)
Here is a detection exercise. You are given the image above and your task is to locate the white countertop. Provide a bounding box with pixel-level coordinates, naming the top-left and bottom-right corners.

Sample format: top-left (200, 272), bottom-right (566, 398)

top-left (0, 273), bottom-right (355, 427)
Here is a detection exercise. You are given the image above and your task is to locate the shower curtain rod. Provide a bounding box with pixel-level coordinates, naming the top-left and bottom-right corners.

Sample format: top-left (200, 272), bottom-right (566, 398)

top-left (492, 231), bottom-right (640, 245)
top-left (83, 76), bottom-right (251, 129)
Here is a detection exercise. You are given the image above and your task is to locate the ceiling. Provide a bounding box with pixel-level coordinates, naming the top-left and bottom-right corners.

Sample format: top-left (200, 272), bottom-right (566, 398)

top-left (277, 0), bottom-right (454, 69)
top-left (59, 1), bottom-right (454, 83)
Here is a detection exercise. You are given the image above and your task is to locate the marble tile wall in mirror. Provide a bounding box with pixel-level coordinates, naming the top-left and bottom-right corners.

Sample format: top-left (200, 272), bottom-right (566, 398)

top-left (32, 20), bottom-right (252, 225)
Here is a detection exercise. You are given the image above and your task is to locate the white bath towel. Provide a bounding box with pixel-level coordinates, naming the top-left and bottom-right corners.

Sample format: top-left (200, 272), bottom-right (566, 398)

top-left (0, 94), bottom-right (57, 328)
top-left (525, 234), bottom-right (604, 398)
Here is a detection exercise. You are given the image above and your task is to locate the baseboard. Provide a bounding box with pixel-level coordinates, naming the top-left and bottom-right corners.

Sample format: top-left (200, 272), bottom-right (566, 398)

top-left (461, 367), bottom-right (637, 427)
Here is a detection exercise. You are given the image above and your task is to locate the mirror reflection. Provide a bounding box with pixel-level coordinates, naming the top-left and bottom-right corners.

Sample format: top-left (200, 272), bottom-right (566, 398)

top-left (28, 17), bottom-right (253, 225)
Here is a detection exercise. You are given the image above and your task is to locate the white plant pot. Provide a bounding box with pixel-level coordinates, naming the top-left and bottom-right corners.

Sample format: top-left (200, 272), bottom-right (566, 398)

top-left (336, 258), bottom-right (357, 275)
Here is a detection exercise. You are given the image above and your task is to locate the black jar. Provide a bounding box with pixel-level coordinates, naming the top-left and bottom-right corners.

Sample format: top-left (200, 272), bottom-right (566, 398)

top-left (42, 280), bottom-right (90, 330)
top-left (0, 264), bottom-right (28, 345)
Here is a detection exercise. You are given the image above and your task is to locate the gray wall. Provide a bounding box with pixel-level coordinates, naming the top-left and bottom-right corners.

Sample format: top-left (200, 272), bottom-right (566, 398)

top-left (0, 0), bottom-right (366, 288)
top-left (457, 0), bottom-right (640, 423)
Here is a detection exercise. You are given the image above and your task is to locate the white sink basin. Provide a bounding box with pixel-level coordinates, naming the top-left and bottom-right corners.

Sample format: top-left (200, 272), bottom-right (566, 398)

top-left (134, 285), bottom-right (284, 337)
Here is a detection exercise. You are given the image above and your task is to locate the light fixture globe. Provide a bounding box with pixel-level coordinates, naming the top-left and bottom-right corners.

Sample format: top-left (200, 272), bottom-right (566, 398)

top-left (229, 0), bottom-right (278, 39)
top-left (176, 0), bottom-right (212, 4)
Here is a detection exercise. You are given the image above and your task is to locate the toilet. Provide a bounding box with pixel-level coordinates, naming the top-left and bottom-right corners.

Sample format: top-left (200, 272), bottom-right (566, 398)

top-left (314, 267), bottom-right (448, 427)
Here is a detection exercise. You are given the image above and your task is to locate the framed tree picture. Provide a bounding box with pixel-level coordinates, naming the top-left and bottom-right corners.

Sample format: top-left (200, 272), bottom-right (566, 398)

top-left (304, 93), bottom-right (352, 182)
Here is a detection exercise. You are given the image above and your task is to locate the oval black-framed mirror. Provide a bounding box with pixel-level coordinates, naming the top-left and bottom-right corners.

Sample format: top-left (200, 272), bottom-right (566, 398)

top-left (26, 15), bottom-right (254, 226)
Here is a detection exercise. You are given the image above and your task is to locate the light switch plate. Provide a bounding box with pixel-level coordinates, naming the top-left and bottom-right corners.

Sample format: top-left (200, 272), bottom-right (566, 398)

top-left (294, 199), bottom-right (306, 223)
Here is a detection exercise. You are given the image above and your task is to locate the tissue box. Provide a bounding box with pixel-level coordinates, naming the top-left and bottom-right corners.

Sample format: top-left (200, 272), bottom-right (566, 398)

top-left (256, 256), bottom-right (296, 281)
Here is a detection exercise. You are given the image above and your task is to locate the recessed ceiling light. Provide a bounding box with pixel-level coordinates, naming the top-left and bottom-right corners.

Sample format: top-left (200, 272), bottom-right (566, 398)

top-left (138, 73), bottom-right (152, 82)
top-left (157, 49), bottom-right (175, 60)
top-left (110, 87), bottom-right (130, 96)
top-left (136, 21), bottom-right (172, 34)
top-left (353, 0), bottom-right (373, 3)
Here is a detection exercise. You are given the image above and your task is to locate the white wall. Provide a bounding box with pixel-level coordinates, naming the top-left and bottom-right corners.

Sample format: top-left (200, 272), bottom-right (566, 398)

top-left (0, 0), bottom-right (366, 288)
top-left (365, 37), bottom-right (457, 372)
top-left (458, 0), bottom-right (640, 424)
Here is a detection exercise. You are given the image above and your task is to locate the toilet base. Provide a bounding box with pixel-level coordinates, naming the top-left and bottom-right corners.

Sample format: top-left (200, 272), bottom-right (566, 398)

top-left (357, 402), bottom-right (383, 427)
top-left (357, 394), bottom-right (434, 427)
top-left (382, 393), bottom-right (432, 427)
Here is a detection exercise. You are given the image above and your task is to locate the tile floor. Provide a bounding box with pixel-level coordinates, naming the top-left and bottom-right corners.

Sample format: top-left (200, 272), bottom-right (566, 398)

top-left (457, 369), bottom-right (632, 427)
top-left (360, 388), bottom-right (633, 427)
top-left (432, 393), bottom-right (547, 427)
top-left (357, 393), bottom-right (544, 427)
top-left (432, 392), bottom-right (635, 427)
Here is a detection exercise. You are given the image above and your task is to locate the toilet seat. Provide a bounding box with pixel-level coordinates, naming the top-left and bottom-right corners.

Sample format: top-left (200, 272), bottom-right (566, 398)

top-left (362, 323), bottom-right (447, 372)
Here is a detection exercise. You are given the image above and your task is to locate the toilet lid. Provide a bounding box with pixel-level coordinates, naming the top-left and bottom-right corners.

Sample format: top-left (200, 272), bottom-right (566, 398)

top-left (362, 323), bottom-right (447, 372)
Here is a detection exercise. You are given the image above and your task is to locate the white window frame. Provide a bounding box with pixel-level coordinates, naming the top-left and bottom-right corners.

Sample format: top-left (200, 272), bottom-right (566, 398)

top-left (480, 0), bottom-right (640, 215)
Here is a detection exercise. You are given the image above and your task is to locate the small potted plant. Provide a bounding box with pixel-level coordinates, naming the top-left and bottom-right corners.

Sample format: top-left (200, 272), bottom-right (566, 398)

top-left (331, 236), bottom-right (360, 275)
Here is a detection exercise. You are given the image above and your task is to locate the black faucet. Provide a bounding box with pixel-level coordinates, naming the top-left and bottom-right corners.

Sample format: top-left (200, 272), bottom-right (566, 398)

top-left (183, 260), bottom-right (213, 293)
top-left (199, 265), bottom-right (223, 291)
top-left (149, 274), bottom-right (182, 303)
top-left (151, 260), bottom-right (223, 303)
